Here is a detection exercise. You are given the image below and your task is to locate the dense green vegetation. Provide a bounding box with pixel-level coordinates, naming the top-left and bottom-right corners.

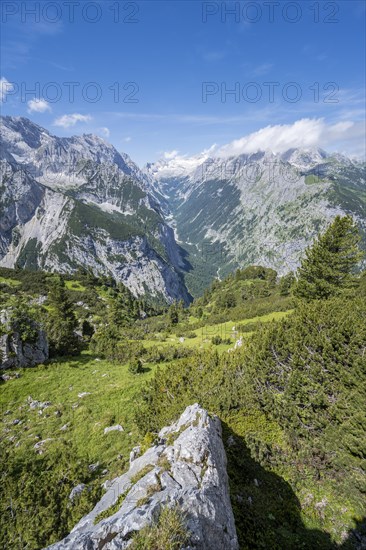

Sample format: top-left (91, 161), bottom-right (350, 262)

top-left (1, 216), bottom-right (365, 549)
top-left (136, 294), bottom-right (365, 548)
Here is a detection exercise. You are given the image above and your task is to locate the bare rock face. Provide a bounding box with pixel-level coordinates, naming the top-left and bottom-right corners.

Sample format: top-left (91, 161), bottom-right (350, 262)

top-left (46, 404), bottom-right (239, 550)
top-left (0, 311), bottom-right (48, 370)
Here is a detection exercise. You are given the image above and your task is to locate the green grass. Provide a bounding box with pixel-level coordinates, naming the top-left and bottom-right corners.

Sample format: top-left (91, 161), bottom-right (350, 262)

top-left (0, 276), bottom-right (21, 287)
top-left (223, 414), bottom-right (361, 549)
top-left (2, 292), bottom-right (361, 548)
top-left (94, 489), bottom-right (130, 524)
top-left (0, 310), bottom-right (293, 509)
top-left (161, 310), bottom-right (293, 351)
top-left (305, 174), bottom-right (326, 185)
top-left (2, 311), bottom-right (292, 472)
top-left (140, 310), bottom-right (293, 354)
top-left (228, 407), bottom-right (362, 543)
top-left (64, 280), bottom-right (86, 291)
top-left (187, 315), bottom-right (200, 325)
top-left (130, 506), bottom-right (189, 550)
top-left (191, 310), bottom-right (293, 342)
top-left (0, 352), bottom-right (160, 479)
top-left (130, 464), bottom-right (155, 484)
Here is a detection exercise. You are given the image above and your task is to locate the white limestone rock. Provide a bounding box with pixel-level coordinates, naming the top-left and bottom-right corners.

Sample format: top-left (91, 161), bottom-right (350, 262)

top-left (45, 404), bottom-right (238, 550)
top-left (104, 425), bottom-right (124, 434)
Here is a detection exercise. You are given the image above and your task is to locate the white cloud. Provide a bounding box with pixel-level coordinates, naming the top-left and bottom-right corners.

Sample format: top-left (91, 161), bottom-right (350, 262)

top-left (163, 150), bottom-right (179, 160)
top-left (217, 118), bottom-right (365, 158)
top-left (54, 113), bottom-right (92, 128)
top-left (98, 127), bottom-right (110, 138)
top-left (124, 136), bottom-right (131, 142)
top-left (0, 77), bottom-right (14, 102)
top-left (27, 98), bottom-right (51, 113)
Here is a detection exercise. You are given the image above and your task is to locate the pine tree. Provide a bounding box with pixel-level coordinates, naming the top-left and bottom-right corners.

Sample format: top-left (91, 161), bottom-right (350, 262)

top-left (294, 216), bottom-right (363, 300)
top-left (128, 357), bottom-right (143, 374)
top-left (279, 272), bottom-right (296, 296)
top-left (169, 302), bottom-right (179, 325)
top-left (46, 278), bottom-right (80, 356)
top-left (108, 293), bottom-right (130, 327)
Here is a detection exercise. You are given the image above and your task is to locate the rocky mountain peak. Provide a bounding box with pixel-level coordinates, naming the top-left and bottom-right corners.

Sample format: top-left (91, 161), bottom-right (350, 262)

top-left (0, 116), bottom-right (142, 189)
top-left (280, 147), bottom-right (329, 169)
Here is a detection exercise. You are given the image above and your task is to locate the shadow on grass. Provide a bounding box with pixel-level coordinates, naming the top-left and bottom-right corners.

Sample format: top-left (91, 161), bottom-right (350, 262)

top-left (340, 518), bottom-right (366, 549)
top-left (47, 354), bottom-right (95, 368)
top-left (222, 421), bottom-right (364, 550)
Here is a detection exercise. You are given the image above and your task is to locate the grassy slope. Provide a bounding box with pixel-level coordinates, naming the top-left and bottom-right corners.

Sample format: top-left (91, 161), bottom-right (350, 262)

top-left (1, 302), bottom-right (292, 484)
top-left (0, 354), bottom-right (161, 480)
top-left (1, 335), bottom-right (360, 547)
top-left (223, 408), bottom-right (361, 548)
top-left (142, 310), bottom-right (292, 351)
top-left (64, 280), bottom-right (87, 291)
top-left (1, 268), bottom-right (294, 477)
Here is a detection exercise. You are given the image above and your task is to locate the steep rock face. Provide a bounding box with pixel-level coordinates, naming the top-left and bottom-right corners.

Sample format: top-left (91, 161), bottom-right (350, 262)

top-left (0, 152), bottom-right (45, 257)
top-left (46, 404), bottom-right (239, 550)
top-left (0, 117), bottom-right (190, 304)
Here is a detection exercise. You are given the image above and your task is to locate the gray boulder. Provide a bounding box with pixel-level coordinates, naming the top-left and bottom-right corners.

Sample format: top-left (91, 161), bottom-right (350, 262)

top-left (104, 424), bottom-right (124, 434)
top-left (69, 484), bottom-right (87, 501)
top-left (45, 404), bottom-right (239, 549)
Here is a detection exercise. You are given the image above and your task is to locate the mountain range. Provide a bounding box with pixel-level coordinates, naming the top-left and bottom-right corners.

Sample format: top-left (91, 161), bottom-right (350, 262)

top-left (1, 116), bottom-right (365, 300)
top-left (147, 146), bottom-right (366, 295)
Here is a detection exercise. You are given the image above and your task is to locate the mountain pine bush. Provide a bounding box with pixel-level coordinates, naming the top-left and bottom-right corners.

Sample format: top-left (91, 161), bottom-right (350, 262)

top-left (294, 215), bottom-right (363, 300)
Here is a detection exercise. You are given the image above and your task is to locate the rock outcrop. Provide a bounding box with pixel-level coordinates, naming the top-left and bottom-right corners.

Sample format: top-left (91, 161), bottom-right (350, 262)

top-left (0, 311), bottom-right (48, 370)
top-left (46, 404), bottom-right (239, 549)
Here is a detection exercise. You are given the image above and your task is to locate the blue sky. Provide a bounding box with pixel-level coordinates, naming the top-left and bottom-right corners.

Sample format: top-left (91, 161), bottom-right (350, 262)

top-left (1, 0), bottom-right (365, 164)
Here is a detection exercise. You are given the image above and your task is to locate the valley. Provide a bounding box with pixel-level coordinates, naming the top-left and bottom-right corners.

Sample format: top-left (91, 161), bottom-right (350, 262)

top-left (1, 116), bottom-right (365, 301)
